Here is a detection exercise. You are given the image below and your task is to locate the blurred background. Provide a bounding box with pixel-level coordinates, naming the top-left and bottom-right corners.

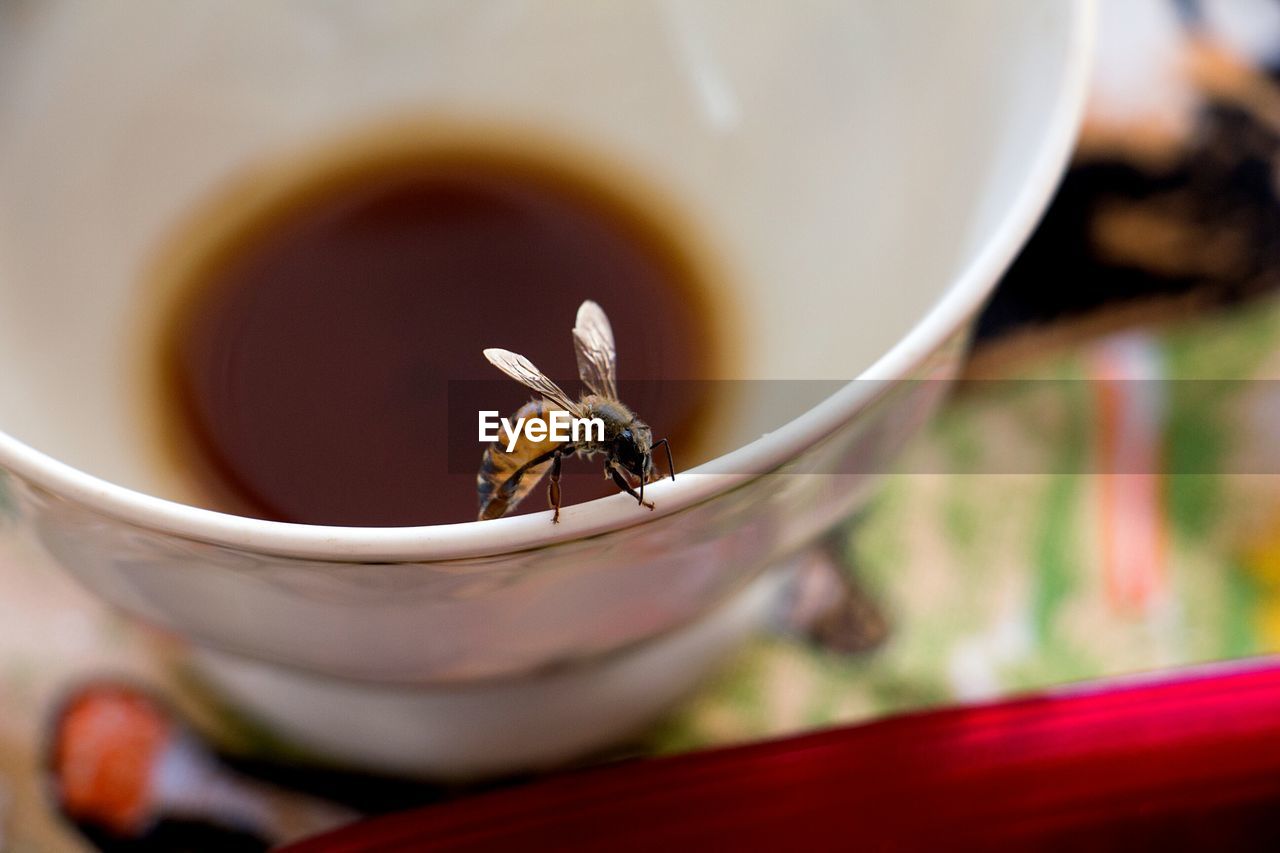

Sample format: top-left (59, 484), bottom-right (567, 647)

top-left (15, 0), bottom-right (1280, 848)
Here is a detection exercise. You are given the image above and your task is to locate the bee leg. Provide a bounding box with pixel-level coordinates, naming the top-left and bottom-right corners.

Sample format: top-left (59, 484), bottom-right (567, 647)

top-left (490, 445), bottom-right (575, 520)
top-left (548, 449), bottom-right (565, 524)
top-left (608, 464), bottom-right (654, 511)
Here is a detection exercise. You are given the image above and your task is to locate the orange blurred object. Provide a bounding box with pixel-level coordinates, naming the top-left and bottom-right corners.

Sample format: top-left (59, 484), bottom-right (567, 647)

top-left (49, 684), bottom-right (171, 836)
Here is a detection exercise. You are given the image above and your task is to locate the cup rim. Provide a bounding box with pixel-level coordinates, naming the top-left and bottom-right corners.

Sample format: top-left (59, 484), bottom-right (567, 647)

top-left (0, 1), bottom-right (1095, 562)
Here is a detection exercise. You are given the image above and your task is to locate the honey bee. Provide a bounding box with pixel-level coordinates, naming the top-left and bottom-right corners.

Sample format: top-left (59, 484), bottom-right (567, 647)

top-left (477, 300), bottom-right (674, 523)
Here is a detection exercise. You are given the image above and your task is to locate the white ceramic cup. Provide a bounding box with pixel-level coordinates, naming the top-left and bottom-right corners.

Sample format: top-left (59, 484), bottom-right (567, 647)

top-left (0, 1), bottom-right (1092, 776)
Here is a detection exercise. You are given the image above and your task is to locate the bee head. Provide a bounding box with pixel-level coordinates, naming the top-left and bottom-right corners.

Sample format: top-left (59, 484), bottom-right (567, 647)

top-left (613, 422), bottom-right (653, 481)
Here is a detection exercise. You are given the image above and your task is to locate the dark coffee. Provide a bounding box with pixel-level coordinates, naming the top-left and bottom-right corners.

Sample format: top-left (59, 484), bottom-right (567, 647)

top-left (154, 137), bottom-right (717, 526)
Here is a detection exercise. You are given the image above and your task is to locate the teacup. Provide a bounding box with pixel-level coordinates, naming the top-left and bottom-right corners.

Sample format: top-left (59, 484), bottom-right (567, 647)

top-left (0, 1), bottom-right (1092, 776)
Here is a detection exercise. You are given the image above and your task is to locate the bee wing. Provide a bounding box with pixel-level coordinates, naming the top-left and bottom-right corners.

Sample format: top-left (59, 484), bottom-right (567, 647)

top-left (572, 300), bottom-right (618, 400)
top-left (483, 348), bottom-right (584, 416)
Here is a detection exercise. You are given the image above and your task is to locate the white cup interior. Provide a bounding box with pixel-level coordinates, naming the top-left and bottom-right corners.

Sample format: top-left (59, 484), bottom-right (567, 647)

top-left (0, 0), bottom-right (1076, 507)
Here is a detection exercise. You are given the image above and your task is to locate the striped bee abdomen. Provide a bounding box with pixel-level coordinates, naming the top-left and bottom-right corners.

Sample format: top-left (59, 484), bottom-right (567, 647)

top-left (477, 398), bottom-right (566, 520)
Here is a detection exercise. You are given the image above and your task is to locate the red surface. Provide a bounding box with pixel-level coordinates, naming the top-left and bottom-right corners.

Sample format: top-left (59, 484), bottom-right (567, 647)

top-left (288, 661), bottom-right (1280, 851)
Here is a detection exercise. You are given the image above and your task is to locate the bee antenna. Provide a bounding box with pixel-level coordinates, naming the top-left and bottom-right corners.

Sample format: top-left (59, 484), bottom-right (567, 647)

top-left (653, 437), bottom-right (675, 482)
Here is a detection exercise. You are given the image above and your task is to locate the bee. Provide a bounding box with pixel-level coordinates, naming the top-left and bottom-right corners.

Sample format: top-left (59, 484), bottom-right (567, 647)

top-left (477, 300), bottom-right (675, 523)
